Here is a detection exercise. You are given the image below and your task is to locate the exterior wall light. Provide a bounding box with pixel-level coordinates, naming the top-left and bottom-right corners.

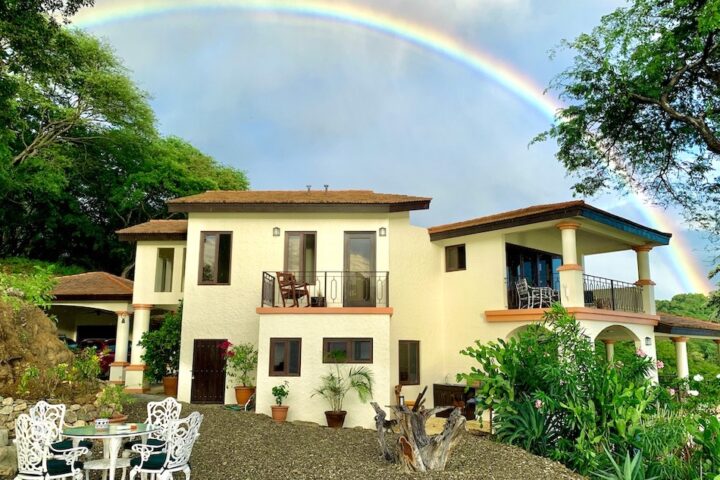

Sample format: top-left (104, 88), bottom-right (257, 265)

top-left (645, 336), bottom-right (652, 346)
top-left (379, 227), bottom-right (387, 237)
top-left (273, 227), bottom-right (281, 237)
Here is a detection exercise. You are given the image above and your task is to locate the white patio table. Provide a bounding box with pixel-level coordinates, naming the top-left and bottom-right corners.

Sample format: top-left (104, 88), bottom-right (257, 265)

top-left (63, 423), bottom-right (159, 480)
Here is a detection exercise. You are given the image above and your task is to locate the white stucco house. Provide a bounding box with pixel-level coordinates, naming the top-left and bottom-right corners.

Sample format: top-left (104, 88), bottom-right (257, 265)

top-left (54, 189), bottom-right (719, 428)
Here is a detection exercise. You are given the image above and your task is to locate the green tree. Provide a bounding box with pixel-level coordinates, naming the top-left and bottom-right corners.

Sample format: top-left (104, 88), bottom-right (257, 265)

top-left (536, 0), bottom-right (720, 234)
top-left (656, 293), bottom-right (717, 320)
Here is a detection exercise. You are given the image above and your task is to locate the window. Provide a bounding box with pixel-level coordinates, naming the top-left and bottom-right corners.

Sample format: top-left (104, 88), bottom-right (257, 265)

top-left (180, 248), bottom-right (187, 292)
top-left (269, 338), bottom-right (301, 376)
top-left (154, 248), bottom-right (174, 292)
top-left (323, 338), bottom-right (373, 363)
top-left (285, 232), bottom-right (316, 283)
top-left (199, 232), bottom-right (232, 285)
top-left (445, 244), bottom-right (466, 272)
top-left (399, 340), bottom-right (420, 385)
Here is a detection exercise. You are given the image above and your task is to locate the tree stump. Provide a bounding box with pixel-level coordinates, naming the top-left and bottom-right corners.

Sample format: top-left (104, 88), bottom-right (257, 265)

top-left (371, 402), bottom-right (466, 472)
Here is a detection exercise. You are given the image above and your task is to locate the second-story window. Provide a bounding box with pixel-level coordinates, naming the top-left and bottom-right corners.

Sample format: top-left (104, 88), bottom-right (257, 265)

top-left (154, 248), bottom-right (174, 292)
top-left (285, 232), bottom-right (316, 283)
top-left (445, 244), bottom-right (466, 272)
top-left (323, 338), bottom-right (373, 363)
top-left (199, 232), bottom-right (232, 285)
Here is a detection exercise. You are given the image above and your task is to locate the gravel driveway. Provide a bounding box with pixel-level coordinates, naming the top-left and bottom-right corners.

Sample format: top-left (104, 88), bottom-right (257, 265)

top-left (125, 399), bottom-right (583, 480)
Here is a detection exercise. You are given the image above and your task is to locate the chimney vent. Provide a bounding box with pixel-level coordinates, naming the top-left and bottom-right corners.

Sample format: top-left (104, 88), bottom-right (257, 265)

top-left (306, 185), bottom-right (311, 192)
top-left (324, 184), bottom-right (329, 192)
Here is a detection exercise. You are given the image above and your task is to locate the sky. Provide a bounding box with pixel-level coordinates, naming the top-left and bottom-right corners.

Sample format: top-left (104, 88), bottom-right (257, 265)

top-left (73, 0), bottom-right (716, 299)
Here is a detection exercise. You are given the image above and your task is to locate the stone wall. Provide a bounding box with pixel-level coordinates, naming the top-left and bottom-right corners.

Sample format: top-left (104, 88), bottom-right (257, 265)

top-left (0, 427), bottom-right (16, 477)
top-left (0, 396), bottom-right (98, 437)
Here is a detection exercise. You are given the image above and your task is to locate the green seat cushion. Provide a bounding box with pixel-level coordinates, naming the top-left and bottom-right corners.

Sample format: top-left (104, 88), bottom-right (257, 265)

top-left (124, 438), bottom-right (164, 450)
top-left (46, 458), bottom-right (83, 475)
top-left (130, 453), bottom-right (167, 470)
top-left (50, 439), bottom-right (93, 453)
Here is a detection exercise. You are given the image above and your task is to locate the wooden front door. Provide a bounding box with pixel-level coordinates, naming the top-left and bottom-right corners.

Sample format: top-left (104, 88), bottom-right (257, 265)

top-left (191, 339), bottom-right (226, 404)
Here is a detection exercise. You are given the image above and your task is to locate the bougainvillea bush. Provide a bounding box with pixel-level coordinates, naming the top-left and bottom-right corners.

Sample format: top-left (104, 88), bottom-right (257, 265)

top-left (458, 305), bottom-right (720, 478)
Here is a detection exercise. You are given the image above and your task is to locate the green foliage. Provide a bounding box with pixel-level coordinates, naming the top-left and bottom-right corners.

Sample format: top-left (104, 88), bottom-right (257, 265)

top-left (313, 361), bottom-right (374, 412)
top-left (221, 341), bottom-right (258, 387)
top-left (139, 304), bottom-right (182, 383)
top-left (594, 449), bottom-right (657, 480)
top-left (458, 305), bottom-right (655, 474)
top-left (272, 381), bottom-right (290, 406)
top-left (1, 10), bottom-right (249, 273)
top-left (17, 351), bottom-right (99, 400)
top-left (94, 383), bottom-right (134, 419)
top-left (535, 0), bottom-right (720, 236)
top-left (657, 293), bottom-right (717, 321)
top-left (0, 258), bottom-right (69, 309)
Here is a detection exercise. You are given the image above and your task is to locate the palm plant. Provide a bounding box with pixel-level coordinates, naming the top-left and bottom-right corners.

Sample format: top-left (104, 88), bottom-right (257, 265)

top-left (313, 351), bottom-right (374, 412)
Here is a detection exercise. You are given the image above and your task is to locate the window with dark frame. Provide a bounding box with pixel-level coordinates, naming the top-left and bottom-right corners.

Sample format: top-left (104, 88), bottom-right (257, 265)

top-left (399, 340), bottom-right (420, 385)
top-left (285, 232), bottom-right (316, 283)
top-left (269, 338), bottom-right (301, 376)
top-left (445, 244), bottom-right (466, 272)
top-left (322, 338), bottom-right (373, 363)
top-left (154, 248), bottom-right (174, 292)
top-left (198, 232), bottom-right (232, 285)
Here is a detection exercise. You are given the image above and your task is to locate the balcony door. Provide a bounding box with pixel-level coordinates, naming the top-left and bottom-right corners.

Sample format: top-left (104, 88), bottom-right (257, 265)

top-left (344, 232), bottom-right (376, 307)
top-left (285, 232), bottom-right (316, 284)
top-left (506, 243), bottom-right (562, 308)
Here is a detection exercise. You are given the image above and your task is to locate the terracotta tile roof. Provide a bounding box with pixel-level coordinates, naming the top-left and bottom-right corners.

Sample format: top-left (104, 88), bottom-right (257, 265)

top-left (657, 313), bottom-right (720, 334)
top-left (428, 200), bottom-right (671, 244)
top-left (116, 220), bottom-right (188, 242)
top-left (429, 201), bottom-right (585, 235)
top-left (166, 190), bottom-right (431, 212)
top-left (52, 272), bottom-right (133, 301)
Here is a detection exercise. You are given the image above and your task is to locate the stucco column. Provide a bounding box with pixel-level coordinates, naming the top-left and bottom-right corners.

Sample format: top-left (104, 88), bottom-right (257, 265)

top-left (109, 310), bottom-right (130, 384)
top-left (602, 339), bottom-right (615, 362)
top-left (556, 222), bottom-right (584, 307)
top-left (672, 337), bottom-right (689, 379)
top-left (125, 304), bottom-right (152, 393)
top-left (633, 245), bottom-right (656, 315)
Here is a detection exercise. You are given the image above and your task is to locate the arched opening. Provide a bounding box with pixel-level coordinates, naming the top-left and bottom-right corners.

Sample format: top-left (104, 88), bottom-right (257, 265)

top-left (594, 325), bottom-right (641, 363)
top-left (505, 323), bottom-right (551, 341)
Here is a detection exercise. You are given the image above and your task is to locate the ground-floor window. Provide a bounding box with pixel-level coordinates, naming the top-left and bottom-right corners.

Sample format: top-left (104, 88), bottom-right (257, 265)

top-left (269, 338), bottom-right (301, 376)
top-left (323, 338), bottom-right (373, 363)
top-left (399, 340), bottom-right (420, 385)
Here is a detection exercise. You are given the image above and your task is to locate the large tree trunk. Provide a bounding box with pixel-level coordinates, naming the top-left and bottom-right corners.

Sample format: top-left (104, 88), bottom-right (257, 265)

top-left (371, 402), bottom-right (466, 472)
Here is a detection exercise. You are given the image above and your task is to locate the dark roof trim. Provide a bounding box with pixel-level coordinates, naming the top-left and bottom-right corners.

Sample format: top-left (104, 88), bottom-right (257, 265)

top-left (167, 201), bottom-right (431, 214)
top-left (117, 232), bottom-right (188, 242)
top-left (655, 325), bottom-right (720, 338)
top-left (429, 204), bottom-right (672, 243)
top-left (53, 293), bottom-right (133, 302)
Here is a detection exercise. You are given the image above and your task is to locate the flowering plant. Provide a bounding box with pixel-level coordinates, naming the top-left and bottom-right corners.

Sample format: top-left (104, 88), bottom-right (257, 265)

top-left (220, 341), bottom-right (258, 387)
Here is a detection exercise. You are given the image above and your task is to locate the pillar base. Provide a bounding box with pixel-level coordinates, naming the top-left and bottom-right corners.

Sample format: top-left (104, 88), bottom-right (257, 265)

top-left (109, 362), bottom-right (129, 383)
top-left (124, 364), bottom-right (148, 391)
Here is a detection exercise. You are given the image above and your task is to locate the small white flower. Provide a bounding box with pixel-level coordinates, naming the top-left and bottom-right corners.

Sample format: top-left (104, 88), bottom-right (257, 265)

top-left (716, 373), bottom-right (720, 379)
top-left (699, 424), bottom-right (706, 432)
top-left (688, 389), bottom-right (700, 397)
top-left (694, 374), bottom-right (704, 382)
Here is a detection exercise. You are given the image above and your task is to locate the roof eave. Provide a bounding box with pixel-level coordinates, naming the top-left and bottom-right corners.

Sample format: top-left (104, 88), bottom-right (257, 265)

top-left (116, 232), bottom-right (188, 243)
top-left (167, 201), bottom-right (431, 214)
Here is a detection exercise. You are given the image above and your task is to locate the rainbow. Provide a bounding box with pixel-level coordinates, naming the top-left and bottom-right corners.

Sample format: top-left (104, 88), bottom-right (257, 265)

top-left (72, 0), bottom-right (713, 293)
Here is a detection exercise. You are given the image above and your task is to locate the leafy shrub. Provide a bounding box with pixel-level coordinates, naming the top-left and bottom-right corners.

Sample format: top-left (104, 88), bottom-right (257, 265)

top-left (95, 384), bottom-right (134, 418)
top-left (594, 449), bottom-right (656, 480)
top-left (139, 304), bottom-right (182, 383)
top-left (0, 258), bottom-right (83, 309)
top-left (16, 348), bottom-right (100, 400)
top-left (220, 341), bottom-right (258, 387)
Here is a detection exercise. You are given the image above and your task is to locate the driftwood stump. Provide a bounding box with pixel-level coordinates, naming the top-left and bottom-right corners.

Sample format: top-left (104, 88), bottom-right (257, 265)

top-left (370, 402), bottom-right (466, 472)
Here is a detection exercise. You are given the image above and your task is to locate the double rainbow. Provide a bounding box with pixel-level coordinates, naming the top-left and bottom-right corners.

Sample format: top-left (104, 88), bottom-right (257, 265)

top-left (73, 0), bottom-right (713, 293)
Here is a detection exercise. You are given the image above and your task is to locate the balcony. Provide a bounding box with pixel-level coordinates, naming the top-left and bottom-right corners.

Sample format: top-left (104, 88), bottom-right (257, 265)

top-left (261, 271), bottom-right (390, 308)
top-left (506, 274), bottom-right (643, 313)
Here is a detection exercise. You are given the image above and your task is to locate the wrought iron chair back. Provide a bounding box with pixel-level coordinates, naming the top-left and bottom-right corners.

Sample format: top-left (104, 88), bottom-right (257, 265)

top-left (15, 414), bottom-right (47, 477)
top-left (164, 412), bottom-right (203, 470)
top-left (515, 278), bottom-right (531, 307)
top-left (146, 397), bottom-right (182, 442)
top-left (29, 401), bottom-right (65, 444)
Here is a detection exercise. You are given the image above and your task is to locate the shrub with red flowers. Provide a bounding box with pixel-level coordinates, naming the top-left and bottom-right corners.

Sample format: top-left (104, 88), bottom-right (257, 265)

top-left (219, 341), bottom-right (258, 387)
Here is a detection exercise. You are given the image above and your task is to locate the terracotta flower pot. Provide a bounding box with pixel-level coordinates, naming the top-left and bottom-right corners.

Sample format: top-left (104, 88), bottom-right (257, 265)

top-left (271, 405), bottom-right (289, 423)
top-left (235, 386), bottom-right (255, 405)
top-left (324, 410), bottom-right (347, 428)
top-left (109, 413), bottom-right (128, 424)
top-left (163, 376), bottom-right (178, 397)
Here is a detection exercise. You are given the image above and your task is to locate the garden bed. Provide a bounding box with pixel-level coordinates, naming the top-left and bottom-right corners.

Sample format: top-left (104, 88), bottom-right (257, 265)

top-left (125, 399), bottom-right (582, 479)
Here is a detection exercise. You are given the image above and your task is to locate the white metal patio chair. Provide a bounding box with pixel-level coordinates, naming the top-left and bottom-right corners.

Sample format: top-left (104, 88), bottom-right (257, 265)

top-left (14, 413), bottom-right (89, 480)
top-left (129, 412), bottom-right (204, 480)
top-left (123, 397), bottom-right (182, 455)
top-left (30, 401), bottom-right (93, 456)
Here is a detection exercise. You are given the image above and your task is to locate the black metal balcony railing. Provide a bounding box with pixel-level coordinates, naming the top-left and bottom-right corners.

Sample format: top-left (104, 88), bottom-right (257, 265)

top-left (582, 274), bottom-right (643, 313)
top-left (506, 273), bottom-right (643, 313)
top-left (261, 271), bottom-right (389, 308)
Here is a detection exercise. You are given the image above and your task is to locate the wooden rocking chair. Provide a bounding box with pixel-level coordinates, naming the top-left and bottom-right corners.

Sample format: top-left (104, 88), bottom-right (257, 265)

top-left (276, 272), bottom-right (310, 307)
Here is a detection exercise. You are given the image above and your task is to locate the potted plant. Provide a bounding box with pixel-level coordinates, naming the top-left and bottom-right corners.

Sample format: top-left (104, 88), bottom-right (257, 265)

top-left (220, 341), bottom-right (258, 405)
top-left (313, 351), bottom-right (374, 428)
top-left (271, 381), bottom-right (290, 423)
top-left (95, 384), bottom-right (134, 428)
top-left (139, 304), bottom-right (182, 397)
